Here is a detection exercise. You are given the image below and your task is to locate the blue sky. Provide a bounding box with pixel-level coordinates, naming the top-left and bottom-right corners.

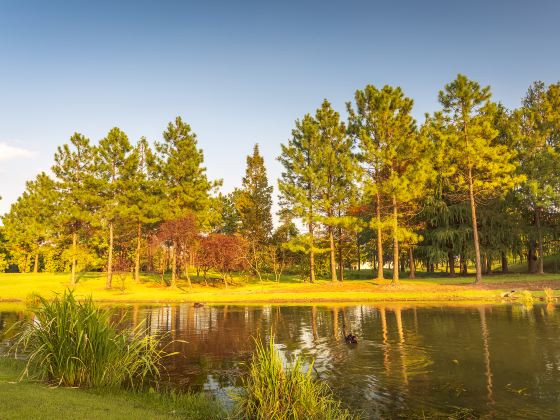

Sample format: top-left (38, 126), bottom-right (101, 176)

top-left (1, 0), bottom-right (559, 216)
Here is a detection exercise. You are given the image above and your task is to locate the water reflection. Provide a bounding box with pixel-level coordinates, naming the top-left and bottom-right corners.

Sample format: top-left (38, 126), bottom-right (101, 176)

top-left (478, 306), bottom-right (494, 404)
top-left (2, 303), bottom-right (560, 418)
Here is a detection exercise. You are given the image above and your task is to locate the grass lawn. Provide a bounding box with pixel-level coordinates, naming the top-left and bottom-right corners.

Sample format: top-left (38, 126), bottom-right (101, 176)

top-left (0, 357), bottom-right (225, 420)
top-left (0, 268), bottom-right (559, 305)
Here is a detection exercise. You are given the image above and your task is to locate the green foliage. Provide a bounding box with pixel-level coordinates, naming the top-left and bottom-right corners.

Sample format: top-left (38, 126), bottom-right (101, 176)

top-left (155, 116), bottom-right (219, 224)
top-left (1, 173), bottom-right (58, 272)
top-left (434, 74), bottom-right (523, 282)
top-left (214, 192), bottom-right (241, 234)
top-left (232, 335), bottom-right (358, 420)
top-left (2, 77), bottom-right (559, 283)
top-left (348, 85), bottom-right (432, 282)
top-left (12, 291), bottom-right (170, 389)
top-left (235, 144), bottom-right (273, 243)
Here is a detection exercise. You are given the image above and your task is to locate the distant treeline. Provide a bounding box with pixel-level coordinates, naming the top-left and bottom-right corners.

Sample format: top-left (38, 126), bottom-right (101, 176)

top-left (1, 74), bottom-right (559, 285)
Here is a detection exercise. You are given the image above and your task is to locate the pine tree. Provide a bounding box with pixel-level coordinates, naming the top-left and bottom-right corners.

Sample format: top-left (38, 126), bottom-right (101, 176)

top-left (235, 144), bottom-right (274, 282)
top-left (348, 86), bottom-right (430, 283)
top-left (1, 173), bottom-right (58, 272)
top-left (278, 115), bottom-right (321, 283)
top-left (438, 74), bottom-right (521, 283)
top-left (347, 86), bottom-right (388, 280)
top-left (123, 137), bottom-right (161, 282)
top-left (514, 81), bottom-right (560, 274)
top-left (94, 127), bottom-right (133, 289)
top-left (155, 117), bottom-right (218, 286)
top-left (214, 192), bottom-right (241, 234)
top-left (312, 100), bottom-right (358, 282)
top-left (235, 144), bottom-right (273, 243)
top-left (52, 133), bottom-right (97, 285)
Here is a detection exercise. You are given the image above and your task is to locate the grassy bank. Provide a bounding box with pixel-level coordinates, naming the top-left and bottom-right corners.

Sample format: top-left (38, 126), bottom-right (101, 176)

top-left (0, 271), bottom-right (559, 304)
top-left (0, 357), bottom-right (224, 420)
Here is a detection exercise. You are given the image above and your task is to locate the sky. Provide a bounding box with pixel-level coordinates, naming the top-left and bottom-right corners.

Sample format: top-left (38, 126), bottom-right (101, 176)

top-left (1, 0), bottom-right (559, 217)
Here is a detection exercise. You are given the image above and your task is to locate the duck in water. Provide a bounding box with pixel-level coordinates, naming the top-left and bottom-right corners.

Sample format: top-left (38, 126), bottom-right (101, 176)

top-left (345, 332), bottom-right (358, 344)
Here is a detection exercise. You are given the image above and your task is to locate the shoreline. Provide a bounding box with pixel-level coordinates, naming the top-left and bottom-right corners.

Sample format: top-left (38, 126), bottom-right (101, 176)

top-left (1, 272), bottom-right (558, 307)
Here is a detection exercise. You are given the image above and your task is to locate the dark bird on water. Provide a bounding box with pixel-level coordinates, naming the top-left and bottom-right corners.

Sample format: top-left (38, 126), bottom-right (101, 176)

top-left (345, 333), bottom-right (358, 344)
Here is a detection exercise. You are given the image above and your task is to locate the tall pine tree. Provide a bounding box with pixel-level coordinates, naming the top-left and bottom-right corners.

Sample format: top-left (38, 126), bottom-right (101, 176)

top-left (313, 100), bottom-right (357, 282)
top-left (438, 74), bottom-right (521, 283)
top-left (94, 127), bottom-right (133, 289)
top-left (155, 117), bottom-right (218, 287)
top-left (235, 144), bottom-right (273, 242)
top-left (278, 115), bottom-right (320, 283)
top-left (52, 133), bottom-right (97, 285)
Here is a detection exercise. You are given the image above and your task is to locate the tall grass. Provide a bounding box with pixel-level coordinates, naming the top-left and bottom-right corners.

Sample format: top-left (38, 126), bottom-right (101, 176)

top-left (232, 335), bottom-right (358, 420)
top-left (12, 290), bottom-right (170, 389)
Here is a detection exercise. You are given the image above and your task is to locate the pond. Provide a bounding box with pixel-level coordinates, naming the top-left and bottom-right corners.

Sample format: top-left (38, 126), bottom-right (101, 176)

top-left (1, 302), bottom-right (560, 418)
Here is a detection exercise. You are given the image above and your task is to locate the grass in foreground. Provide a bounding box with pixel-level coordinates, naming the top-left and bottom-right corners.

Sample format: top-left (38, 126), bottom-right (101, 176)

top-left (12, 291), bottom-right (168, 388)
top-left (0, 357), bottom-right (225, 420)
top-left (231, 335), bottom-right (358, 419)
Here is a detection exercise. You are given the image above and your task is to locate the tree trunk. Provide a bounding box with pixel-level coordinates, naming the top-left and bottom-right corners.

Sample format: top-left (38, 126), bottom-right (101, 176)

top-left (376, 191), bottom-right (384, 280)
top-left (33, 252), bottom-right (39, 273)
top-left (134, 222), bottom-right (141, 282)
top-left (328, 227), bottom-right (337, 282)
top-left (356, 233), bottom-right (361, 272)
top-left (528, 240), bottom-right (538, 273)
top-left (535, 207), bottom-right (544, 274)
top-left (460, 253), bottom-right (467, 275)
top-left (309, 218), bottom-right (315, 283)
top-left (501, 251), bottom-right (508, 273)
top-left (184, 258), bottom-right (192, 289)
top-left (71, 231), bottom-right (77, 286)
top-left (170, 241), bottom-right (177, 288)
top-left (486, 256), bottom-right (492, 274)
top-left (338, 234), bottom-right (344, 282)
top-left (448, 251), bottom-right (455, 277)
top-left (106, 222), bottom-right (114, 289)
top-left (467, 166), bottom-right (482, 283)
top-left (408, 248), bottom-right (416, 279)
top-left (392, 194), bottom-right (399, 284)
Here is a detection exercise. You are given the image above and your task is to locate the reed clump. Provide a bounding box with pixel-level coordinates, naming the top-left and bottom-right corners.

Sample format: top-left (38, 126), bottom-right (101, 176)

top-left (544, 287), bottom-right (555, 303)
top-left (12, 290), bottom-right (169, 389)
top-left (232, 335), bottom-right (358, 420)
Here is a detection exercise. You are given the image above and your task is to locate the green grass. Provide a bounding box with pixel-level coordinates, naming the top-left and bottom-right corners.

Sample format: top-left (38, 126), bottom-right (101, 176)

top-left (0, 357), bottom-right (226, 420)
top-left (231, 335), bottom-right (358, 419)
top-left (0, 269), bottom-right (559, 305)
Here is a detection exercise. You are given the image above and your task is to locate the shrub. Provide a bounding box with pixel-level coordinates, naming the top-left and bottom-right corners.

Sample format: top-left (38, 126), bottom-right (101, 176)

top-left (521, 290), bottom-right (534, 305)
top-left (232, 335), bottom-right (358, 419)
top-left (544, 287), bottom-right (555, 303)
top-left (12, 290), bottom-right (170, 389)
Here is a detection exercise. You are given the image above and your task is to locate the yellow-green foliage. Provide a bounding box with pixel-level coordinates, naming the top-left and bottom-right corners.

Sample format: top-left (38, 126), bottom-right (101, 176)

top-left (521, 290), bottom-right (534, 305)
top-left (544, 287), bottom-right (555, 303)
top-left (232, 335), bottom-right (358, 419)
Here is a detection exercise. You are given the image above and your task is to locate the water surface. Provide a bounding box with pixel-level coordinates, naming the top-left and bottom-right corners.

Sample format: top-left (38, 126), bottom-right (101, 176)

top-left (2, 303), bottom-right (559, 418)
